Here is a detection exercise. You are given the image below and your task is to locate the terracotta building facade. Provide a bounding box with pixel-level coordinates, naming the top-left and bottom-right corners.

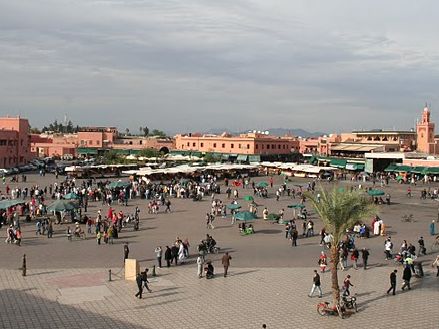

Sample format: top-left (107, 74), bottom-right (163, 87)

top-left (0, 117), bottom-right (31, 168)
top-left (175, 132), bottom-right (300, 156)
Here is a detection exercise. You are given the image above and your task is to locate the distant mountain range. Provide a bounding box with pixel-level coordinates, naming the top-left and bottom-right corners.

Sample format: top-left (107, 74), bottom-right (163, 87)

top-left (205, 128), bottom-right (326, 138)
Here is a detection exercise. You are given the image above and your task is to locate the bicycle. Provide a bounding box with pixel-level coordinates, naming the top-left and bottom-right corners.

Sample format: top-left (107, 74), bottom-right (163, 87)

top-left (316, 302), bottom-right (344, 319)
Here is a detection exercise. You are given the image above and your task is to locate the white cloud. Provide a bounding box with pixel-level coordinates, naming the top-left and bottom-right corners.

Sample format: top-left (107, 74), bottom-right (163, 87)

top-left (1, 0), bottom-right (439, 133)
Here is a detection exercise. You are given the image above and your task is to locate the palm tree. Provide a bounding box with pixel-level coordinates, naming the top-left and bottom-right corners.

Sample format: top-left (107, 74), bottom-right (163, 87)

top-left (307, 186), bottom-right (376, 307)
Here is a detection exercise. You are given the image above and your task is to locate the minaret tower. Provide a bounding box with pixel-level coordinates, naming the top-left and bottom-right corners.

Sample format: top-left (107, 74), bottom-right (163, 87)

top-left (416, 104), bottom-right (435, 154)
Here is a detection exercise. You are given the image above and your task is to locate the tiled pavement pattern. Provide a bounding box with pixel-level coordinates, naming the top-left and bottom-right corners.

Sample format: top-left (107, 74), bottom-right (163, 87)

top-left (1, 265), bottom-right (438, 329)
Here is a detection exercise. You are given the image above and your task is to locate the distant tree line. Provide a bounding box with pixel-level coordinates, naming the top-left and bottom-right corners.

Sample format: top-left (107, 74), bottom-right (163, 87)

top-left (34, 120), bottom-right (168, 138)
top-left (41, 120), bottom-right (80, 134)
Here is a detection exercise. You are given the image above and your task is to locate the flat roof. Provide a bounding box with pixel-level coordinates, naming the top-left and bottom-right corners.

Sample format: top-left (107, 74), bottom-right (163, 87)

top-left (364, 152), bottom-right (405, 159)
top-left (331, 143), bottom-right (384, 152)
top-left (352, 130), bottom-right (415, 135)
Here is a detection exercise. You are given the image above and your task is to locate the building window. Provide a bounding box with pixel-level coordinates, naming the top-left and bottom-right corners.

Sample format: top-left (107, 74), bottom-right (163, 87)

top-left (139, 140), bottom-right (142, 145)
top-left (267, 145), bottom-right (270, 149)
top-left (231, 144), bottom-right (234, 148)
top-left (97, 140), bottom-right (100, 145)
top-left (200, 143), bottom-right (204, 147)
top-left (222, 143), bottom-right (225, 148)
top-left (89, 140), bottom-right (93, 145)
top-left (247, 144), bottom-right (250, 149)
top-left (238, 144), bottom-right (241, 149)
top-left (278, 145), bottom-right (281, 149)
top-left (187, 142), bottom-right (190, 146)
top-left (129, 141), bottom-right (133, 145)
top-left (213, 143), bottom-right (217, 147)
top-left (192, 143), bottom-right (196, 147)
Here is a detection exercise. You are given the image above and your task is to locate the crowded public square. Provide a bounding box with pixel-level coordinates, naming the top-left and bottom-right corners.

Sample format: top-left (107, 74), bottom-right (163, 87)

top-left (1, 169), bottom-right (438, 329)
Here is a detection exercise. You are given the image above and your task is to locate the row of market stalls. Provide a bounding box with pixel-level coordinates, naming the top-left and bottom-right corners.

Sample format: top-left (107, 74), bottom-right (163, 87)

top-left (308, 156), bottom-right (366, 171)
top-left (65, 164), bottom-right (138, 178)
top-left (384, 164), bottom-right (439, 180)
top-left (122, 164), bottom-right (260, 180)
top-left (122, 163), bottom-right (340, 180)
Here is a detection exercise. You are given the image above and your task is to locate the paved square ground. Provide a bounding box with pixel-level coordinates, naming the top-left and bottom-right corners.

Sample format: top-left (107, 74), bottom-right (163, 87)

top-left (1, 173), bottom-right (439, 328)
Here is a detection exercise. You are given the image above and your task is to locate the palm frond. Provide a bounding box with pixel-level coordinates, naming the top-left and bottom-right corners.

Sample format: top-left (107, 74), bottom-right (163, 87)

top-left (307, 185), bottom-right (376, 245)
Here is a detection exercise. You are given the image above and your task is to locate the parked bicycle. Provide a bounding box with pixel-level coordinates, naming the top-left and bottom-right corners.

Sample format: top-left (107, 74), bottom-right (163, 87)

top-left (317, 302), bottom-right (344, 319)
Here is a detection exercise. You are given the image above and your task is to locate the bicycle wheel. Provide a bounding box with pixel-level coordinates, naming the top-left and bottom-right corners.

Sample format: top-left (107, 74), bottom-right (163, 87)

top-left (317, 304), bottom-right (327, 316)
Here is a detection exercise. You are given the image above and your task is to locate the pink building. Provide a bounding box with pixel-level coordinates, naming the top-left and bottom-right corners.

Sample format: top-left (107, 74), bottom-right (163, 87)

top-left (175, 132), bottom-right (299, 156)
top-left (0, 117), bottom-right (31, 168)
top-left (77, 127), bottom-right (117, 149)
top-left (31, 134), bottom-right (77, 158)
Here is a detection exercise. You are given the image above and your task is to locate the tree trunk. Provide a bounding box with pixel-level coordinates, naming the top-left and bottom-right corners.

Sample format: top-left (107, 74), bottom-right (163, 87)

top-left (330, 245), bottom-right (340, 306)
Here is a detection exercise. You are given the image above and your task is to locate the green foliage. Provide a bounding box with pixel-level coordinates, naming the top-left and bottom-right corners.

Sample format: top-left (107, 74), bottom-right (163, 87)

top-left (307, 186), bottom-right (376, 306)
top-left (42, 119), bottom-right (78, 133)
top-left (307, 186), bottom-right (376, 246)
top-left (149, 129), bottom-right (167, 138)
top-left (138, 148), bottom-right (160, 158)
top-left (101, 150), bottom-right (128, 165)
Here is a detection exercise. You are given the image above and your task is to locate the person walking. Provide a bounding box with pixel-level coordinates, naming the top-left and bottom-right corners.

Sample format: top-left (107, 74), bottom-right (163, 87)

top-left (165, 246), bottom-right (172, 267)
top-left (308, 270), bottom-right (322, 298)
top-left (222, 252), bottom-right (232, 277)
top-left (418, 237), bottom-right (427, 256)
top-left (124, 242), bottom-right (130, 263)
top-left (432, 255), bottom-right (439, 277)
top-left (430, 220), bottom-right (436, 236)
top-left (142, 268), bottom-right (152, 293)
top-left (291, 228), bottom-right (298, 247)
top-left (401, 265), bottom-right (412, 291)
top-left (342, 275), bottom-right (353, 296)
top-left (386, 269), bottom-right (397, 295)
top-left (197, 256), bottom-right (203, 278)
top-left (135, 272), bottom-right (143, 299)
top-left (154, 246), bottom-right (162, 268)
top-left (171, 244), bottom-right (179, 266)
top-left (338, 249), bottom-right (345, 271)
top-left (361, 248), bottom-right (370, 270)
top-left (351, 248), bottom-right (359, 270)
top-left (384, 237), bottom-right (393, 260)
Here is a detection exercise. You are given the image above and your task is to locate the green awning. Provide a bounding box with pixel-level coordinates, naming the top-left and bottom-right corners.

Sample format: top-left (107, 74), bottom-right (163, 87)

top-left (77, 147), bottom-right (98, 155)
top-left (410, 166), bottom-right (427, 174)
top-left (237, 155), bottom-right (248, 161)
top-left (221, 154), bottom-right (230, 160)
top-left (248, 155), bottom-right (261, 162)
top-left (394, 166), bottom-right (412, 173)
top-left (384, 165), bottom-right (397, 172)
top-left (309, 155), bottom-right (318, 165)
top-left (329, 158), bottom-right (347, 169)
top-left (425, 167), bottom-right (439, 175)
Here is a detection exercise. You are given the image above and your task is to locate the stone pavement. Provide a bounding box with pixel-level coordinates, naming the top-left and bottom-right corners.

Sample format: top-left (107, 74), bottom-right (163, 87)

top-left (1, 264), bottom-right (438, 329)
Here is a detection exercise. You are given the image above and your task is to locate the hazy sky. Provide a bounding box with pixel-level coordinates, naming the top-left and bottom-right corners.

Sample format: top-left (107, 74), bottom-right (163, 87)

top-left (1, 0), bottom-right (439, 134)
